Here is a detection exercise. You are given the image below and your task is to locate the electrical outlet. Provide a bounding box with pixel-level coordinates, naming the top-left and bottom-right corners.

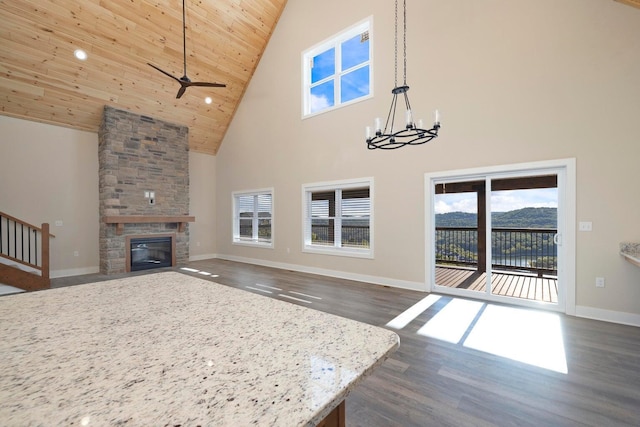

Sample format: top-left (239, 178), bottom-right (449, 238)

top-left (55, 220), bottom-right (63, 227)
top-left (595, 277), bottom-right (605, 288)
top-left (579, 221), bottom-right (593, 231)
top-left (73, 251), bottom-right (79, 257)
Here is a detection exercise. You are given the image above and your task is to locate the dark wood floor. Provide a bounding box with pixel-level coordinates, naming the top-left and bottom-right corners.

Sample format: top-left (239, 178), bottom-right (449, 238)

top-left (436, 266), bottom-right (558, 303)
top-left (51, 259), bottom-right (640, 427)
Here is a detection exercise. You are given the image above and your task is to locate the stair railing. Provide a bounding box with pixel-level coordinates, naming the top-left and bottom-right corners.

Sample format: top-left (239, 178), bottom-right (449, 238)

top-left (0, 211), bottom-right (54, 288)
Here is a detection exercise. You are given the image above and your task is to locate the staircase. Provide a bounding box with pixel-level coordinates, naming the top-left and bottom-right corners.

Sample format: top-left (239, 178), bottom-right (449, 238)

top-left (0, 211), bottom-right (54, 292)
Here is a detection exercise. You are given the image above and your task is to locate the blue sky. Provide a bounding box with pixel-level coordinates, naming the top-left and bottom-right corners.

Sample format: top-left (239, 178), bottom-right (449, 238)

top-left (435, 188), bottom-right (558, 214)
top-left (309, 34), bottom-right (369, 113)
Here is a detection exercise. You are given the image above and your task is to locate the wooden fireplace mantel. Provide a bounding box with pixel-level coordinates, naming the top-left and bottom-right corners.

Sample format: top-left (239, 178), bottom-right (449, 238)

top-left (104, 215), bottom-right (195, 235)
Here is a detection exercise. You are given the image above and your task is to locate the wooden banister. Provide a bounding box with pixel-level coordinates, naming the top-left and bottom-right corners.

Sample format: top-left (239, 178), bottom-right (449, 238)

top-left (0, 211), bottom-right (55, 238)
top-left (0, 211), bottom-right (54, 291)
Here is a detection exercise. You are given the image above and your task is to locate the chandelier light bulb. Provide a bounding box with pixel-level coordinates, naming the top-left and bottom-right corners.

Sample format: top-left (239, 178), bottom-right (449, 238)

top-left (366, 126), bottom-right (373, 140)
top-left (405, 109), bottom-right (413, 128)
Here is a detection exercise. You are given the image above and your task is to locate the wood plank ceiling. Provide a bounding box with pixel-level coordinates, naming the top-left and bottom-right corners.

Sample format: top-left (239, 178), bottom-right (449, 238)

top-left (0, 0), bottom-right (288, 155)
top-left (615, 0), bottom-right (640, 9)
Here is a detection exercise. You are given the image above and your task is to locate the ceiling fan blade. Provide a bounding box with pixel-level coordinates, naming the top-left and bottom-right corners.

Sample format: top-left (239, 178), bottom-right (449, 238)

top-left (176, 85), bottom-right (187, 99)
top-left (147, 63), bottom-right (180, 83)
top-left (149, 0), bottom-right (226, 100)
top-left (188, 82), bottom-right (227, 88)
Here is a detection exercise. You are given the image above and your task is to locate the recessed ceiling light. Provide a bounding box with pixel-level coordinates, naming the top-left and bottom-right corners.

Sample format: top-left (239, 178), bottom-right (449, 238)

top-left (205, 97), bottom-right (212, 104)
top-left (74, 49), bottom-right (88, 61)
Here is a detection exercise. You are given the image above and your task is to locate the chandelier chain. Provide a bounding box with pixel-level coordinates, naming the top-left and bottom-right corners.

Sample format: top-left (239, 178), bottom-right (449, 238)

top-left (394, 0), bottom-right (398, 87)
top-left (403, 0), bottom-right (407, 85)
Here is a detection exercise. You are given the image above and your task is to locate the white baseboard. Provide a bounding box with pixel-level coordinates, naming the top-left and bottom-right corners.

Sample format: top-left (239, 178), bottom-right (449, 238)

top-left (51, 266), bottom-right (100, 278)
top-left (189, 253), bottom-right (218, 262)
top-left (575, 305), bottom-right (640, 327)
top-left (214, 254), bottom-right (427, 292)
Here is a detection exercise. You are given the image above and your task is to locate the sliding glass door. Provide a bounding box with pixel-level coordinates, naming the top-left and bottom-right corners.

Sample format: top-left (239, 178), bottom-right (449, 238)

top-left (426, 160), bottom-right (575, 313)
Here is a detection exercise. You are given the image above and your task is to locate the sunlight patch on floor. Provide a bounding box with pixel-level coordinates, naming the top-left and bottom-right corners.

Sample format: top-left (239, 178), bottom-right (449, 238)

top-left (463, 304), bottom-right (568, 374)
top-left (289, 291), bottom-right (322, 300)
top-left (255, 283), bottom-right (282, 291)
top-left (246, 286), bottom-right (272, 294)
top-left (416, 299), bottom-right (484, 343)
top-left (179, 267), bottom-right (219, 278)
top-left (386, 294), bottom-right (441, 330)
top-left (279, 294), bottom-right (313, 304)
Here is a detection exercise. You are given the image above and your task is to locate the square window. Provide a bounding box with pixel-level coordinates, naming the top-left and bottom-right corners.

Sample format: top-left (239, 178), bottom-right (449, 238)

top-left (303, 17), bottom-right (373, 117)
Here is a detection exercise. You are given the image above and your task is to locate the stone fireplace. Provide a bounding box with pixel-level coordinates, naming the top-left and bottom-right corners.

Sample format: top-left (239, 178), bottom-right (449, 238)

top-left (98, 106), bottom-right (193, 274)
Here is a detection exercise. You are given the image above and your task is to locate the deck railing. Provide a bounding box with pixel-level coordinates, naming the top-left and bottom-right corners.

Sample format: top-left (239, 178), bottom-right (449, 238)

top-left (435, 226), bottom-right (557, 276)
top-left (310, 224), bottom-right (370, 248)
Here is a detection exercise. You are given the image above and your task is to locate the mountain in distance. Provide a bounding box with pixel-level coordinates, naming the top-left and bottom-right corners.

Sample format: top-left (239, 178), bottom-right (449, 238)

top-left (436, 207), bottom-right (557, 228)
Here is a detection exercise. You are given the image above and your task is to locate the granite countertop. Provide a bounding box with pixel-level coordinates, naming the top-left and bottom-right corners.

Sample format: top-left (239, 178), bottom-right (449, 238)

top-left (0, 272), bottom-right (399, 426)
top-left (620, 242), bottom-right (640, 268)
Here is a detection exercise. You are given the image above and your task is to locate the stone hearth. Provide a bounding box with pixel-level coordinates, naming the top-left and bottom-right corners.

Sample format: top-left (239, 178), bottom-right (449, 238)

top-left (98, 106), bottom-right (191, 274)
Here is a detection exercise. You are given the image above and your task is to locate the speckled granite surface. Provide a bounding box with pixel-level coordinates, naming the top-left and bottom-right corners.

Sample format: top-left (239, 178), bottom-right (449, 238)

top-left (0, 272), bottom-right (399, 426)
top-left (620, 242), bottom-right (640, 267)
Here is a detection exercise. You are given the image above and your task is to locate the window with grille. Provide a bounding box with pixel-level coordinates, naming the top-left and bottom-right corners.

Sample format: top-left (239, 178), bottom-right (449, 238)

top-left (302, 17), bottom-right (373, 117)
top-left (303, 178), bottom-right (373, 258)
top-left (233, 189), bottom-right (273, 247)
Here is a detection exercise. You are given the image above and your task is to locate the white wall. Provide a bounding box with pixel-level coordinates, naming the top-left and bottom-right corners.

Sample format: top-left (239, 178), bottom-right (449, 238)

top-left (189, 152), bottom-right (217, 260)
top-left (215, 0), bottom-right (640, 321)
top-left (0, 115), bottom-right (100, 277)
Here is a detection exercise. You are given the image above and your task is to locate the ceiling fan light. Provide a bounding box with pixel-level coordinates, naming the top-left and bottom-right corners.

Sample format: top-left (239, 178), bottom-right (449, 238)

top-left (74, 49), bottom-right (88, 61)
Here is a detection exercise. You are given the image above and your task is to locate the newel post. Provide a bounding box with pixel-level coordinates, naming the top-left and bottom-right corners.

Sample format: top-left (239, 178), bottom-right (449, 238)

top-left (41, 223), bottom-right (51, 288)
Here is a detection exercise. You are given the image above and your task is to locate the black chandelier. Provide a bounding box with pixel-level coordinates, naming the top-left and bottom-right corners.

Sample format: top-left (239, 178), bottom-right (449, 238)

top-left (366, 0), bottom-right (441, 150)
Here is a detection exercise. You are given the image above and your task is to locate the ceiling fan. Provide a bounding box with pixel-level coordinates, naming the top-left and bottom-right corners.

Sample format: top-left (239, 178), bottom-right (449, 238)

top-left (148, 0), bottom-right (226, 99)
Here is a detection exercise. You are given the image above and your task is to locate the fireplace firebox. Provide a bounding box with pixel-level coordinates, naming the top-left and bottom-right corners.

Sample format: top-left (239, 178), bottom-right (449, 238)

top-left (129, 236), bottom-right (173, 272)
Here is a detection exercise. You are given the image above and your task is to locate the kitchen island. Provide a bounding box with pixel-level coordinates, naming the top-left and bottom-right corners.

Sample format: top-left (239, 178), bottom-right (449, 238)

top-left (0, 272), bottom-right (399, 426)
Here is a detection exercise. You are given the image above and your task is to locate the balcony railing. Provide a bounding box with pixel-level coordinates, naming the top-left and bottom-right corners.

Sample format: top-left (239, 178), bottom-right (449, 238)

top-left (239, 224), bottom-right (272, 240)
top-left (311, 224), bottom-right (370, 248)
top-left (436, 226), bottom-right (557, 276)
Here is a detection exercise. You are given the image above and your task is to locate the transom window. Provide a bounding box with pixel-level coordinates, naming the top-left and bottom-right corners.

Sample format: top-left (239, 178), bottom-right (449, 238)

top-left (302, 17), bottom-right (373, 117)
top-left (233, 189), bottom-right (273, 247)
top-left (303, 178), bottom-right (373, 258)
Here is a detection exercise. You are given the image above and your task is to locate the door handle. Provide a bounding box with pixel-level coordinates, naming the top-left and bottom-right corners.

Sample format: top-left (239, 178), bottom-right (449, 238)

top-left (554, 233), bottom-right (561, 245)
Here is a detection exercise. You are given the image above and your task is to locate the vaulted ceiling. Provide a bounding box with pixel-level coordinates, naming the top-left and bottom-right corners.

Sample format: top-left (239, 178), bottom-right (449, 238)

top-left (0, 0), bottom-right (288, 155)
top-left (2, 1), bottom-right (638, 156)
